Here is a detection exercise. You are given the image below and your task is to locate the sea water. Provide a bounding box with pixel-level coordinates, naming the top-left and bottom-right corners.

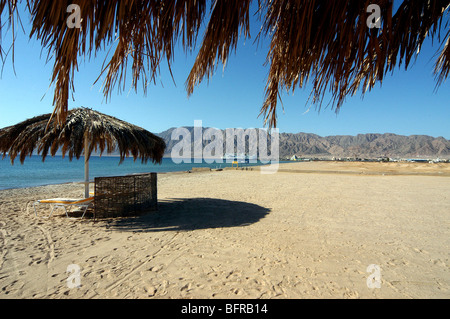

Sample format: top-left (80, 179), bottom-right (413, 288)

top-left (0, 155), bottom-right (267, 190)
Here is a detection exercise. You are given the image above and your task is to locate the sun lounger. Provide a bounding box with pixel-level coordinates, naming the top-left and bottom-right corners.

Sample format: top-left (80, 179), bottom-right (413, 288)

top-left (33, 197), bottom-right (94, 219)
top-left (32, 173), bottom-right (157, 220)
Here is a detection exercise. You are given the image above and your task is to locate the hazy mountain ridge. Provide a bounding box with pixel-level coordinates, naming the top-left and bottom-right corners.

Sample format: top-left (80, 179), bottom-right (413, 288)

top-left (157, 127), bottom-right (450, 159)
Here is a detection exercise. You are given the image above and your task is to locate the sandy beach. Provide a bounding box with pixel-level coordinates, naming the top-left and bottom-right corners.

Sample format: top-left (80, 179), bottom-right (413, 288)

top-left (0, 161), bottom-right (449, 299)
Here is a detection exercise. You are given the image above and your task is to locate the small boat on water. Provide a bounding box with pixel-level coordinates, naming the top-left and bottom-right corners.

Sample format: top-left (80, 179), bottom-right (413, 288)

top-left (222, 153), bottom-right (258, 163)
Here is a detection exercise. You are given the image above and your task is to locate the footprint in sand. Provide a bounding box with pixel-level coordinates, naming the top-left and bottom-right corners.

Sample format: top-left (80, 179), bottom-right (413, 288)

top-left (0, 221), bottom-right (8, 270)
top-left (144, 285), bottom-right (157, 297)
top-left (35, 225), bottom-right (55, 266)
top-left (149, 265), bottom-right (164, 272)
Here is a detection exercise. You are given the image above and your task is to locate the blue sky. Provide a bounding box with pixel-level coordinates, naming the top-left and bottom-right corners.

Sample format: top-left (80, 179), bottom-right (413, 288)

top-left (0, 3), bottom-right (449, 139)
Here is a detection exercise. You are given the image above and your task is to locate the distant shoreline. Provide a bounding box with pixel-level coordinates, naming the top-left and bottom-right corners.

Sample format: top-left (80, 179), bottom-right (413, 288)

top-left (1, 160), bottom-right (449, 192)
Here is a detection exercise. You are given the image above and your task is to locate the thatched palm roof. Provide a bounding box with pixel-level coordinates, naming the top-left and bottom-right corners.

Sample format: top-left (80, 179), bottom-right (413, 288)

top-left (1, 1), bottom-right (449, 127)
top-left (0, 107), bottom-right (166, 165)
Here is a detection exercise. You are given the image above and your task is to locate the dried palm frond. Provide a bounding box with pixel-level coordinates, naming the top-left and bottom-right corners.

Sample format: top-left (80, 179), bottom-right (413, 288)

top-left (186, 0), bottom-right (252, 94)
top-left (0, 0), bottom-right (449, 128)
top-left (434, 24), bottom-right (450, 87)
top-left (258, 0), bottom-right (450, 127)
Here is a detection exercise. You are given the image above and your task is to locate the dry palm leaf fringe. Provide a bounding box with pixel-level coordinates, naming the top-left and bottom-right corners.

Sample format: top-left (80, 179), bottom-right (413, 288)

top-left (0, 0), bottom-right (448, 128)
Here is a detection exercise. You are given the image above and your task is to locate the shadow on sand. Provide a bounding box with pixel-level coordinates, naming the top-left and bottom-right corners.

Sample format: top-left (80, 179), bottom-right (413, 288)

top-left (108, 198), bottom-right (271, 232)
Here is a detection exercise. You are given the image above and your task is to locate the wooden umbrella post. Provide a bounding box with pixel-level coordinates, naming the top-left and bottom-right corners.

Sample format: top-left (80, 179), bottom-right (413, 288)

top-left (84, 135), bottom-right (89, 199)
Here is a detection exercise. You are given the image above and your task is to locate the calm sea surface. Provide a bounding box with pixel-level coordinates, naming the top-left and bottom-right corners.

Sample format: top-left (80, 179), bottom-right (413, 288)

top-left (0, 155), bottom-right (272, 190)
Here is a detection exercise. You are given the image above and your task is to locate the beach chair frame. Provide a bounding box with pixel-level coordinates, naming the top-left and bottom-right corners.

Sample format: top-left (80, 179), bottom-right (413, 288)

top-left (32, 173), bottom-right (157, 220)
top-left (33, 197), bottom-right (94, 219)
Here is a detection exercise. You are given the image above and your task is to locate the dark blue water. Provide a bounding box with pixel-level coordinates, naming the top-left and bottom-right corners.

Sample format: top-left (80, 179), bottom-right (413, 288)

top-left (0, 155), bottom-right (268, 190)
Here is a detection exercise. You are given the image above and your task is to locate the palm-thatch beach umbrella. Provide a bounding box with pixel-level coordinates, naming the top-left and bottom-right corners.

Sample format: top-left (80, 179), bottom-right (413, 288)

top-left (0, 1), bottom-right (449, 127)
top-left (0, 107), bottom-right (166, 198)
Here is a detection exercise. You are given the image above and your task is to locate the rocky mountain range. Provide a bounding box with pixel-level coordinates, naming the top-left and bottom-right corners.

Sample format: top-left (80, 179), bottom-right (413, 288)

top-left (157, 127), bottom-right (450, 159)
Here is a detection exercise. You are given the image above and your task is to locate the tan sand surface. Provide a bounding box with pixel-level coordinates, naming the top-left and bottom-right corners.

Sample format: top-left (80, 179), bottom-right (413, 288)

top-left (274, 160), bottom-right (450, 176)
top-left (0, 162), bottom-right (449, 299)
